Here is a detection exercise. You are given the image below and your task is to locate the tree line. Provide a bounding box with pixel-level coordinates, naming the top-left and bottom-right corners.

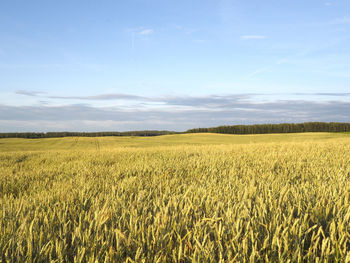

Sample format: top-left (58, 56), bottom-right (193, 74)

top-left (0, 131), bottom-right (177, 139)
top-left (186, 122), bottom-right (350, 134)
top-left (1, 122), bottom-right (350, 139)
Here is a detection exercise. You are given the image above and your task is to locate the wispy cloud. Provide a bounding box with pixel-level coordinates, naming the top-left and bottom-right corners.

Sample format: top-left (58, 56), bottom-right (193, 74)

top-left (139, 29), bottom-right (154, 35)
top-left (15, 90), bottom-right (251, 106)
top-left (15, 90), bottom-right (350, 105)
top-left (126, 27), bottom-right (154, 49)
top-left (241, 35), bottom-right (266, 40)
top-left (302, 92), bottom-right (350, 96)
top-left (331, 16), bottom-right (350, 25)
top-left (48, 93), bottom-right (147, 101)
top-left (245, 67), bottom-right (270, 79)
top-left (16, 90), bottom-right (46, 97)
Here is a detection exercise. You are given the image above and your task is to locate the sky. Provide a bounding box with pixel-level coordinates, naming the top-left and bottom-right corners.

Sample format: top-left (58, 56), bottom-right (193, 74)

top-left (0, 0), bottom-right (350, 132)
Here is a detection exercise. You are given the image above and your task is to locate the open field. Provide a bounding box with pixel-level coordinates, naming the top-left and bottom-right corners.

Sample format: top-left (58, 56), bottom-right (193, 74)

top-left (1, 133), bottom-right (350, 262)
top-left (0, 132), bottom-right (349, 152)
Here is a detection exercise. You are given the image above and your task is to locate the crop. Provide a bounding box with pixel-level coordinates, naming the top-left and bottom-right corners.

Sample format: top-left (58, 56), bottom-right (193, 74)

top-left (1, 134), bottom-right (350, 262)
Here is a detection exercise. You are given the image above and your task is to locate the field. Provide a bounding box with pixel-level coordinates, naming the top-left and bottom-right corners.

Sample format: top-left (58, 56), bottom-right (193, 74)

top-left (1, 133), bottom-right (350, 262)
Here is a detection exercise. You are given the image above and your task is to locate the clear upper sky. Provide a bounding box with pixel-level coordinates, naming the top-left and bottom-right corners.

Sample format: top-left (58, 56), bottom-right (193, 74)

top-left (1, 0), bottom-right (350, 131)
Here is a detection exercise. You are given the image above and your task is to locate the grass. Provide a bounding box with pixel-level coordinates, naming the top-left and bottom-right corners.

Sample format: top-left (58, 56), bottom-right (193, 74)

top-left (1, 133), bottom-right (350, 262)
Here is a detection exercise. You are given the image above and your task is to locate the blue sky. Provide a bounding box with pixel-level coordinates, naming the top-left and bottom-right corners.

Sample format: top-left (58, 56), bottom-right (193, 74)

top-left (1, 0), bottom-right (350, 131)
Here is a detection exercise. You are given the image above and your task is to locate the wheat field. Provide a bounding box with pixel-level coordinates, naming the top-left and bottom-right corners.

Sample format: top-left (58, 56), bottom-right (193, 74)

top-left (1, 133), bottom-right (350, 262)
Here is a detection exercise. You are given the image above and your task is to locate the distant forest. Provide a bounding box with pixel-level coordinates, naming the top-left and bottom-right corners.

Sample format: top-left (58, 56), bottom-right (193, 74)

top-left (186, 122), bottom-right (350, 134)
top-left (1, 122), bottom-right (350, 139)
top-left (0, 130), bottom-right (177, 139)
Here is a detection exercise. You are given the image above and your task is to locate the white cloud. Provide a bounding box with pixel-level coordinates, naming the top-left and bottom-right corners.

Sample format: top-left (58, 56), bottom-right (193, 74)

top-left (139, 29), bottom-right (154, 35)
top-left (1, 98), bottom-right (350, 132)
top-left (241, 35), bottom-right (266, 40)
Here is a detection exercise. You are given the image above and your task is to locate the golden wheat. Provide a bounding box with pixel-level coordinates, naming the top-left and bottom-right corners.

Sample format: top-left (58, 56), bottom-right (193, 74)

top-left (1, 135), bottom-right (350, 262)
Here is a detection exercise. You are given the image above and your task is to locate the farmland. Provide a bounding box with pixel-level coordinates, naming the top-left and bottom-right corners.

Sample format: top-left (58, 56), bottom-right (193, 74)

top-left (1, 133), bottom-right (350, 262)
